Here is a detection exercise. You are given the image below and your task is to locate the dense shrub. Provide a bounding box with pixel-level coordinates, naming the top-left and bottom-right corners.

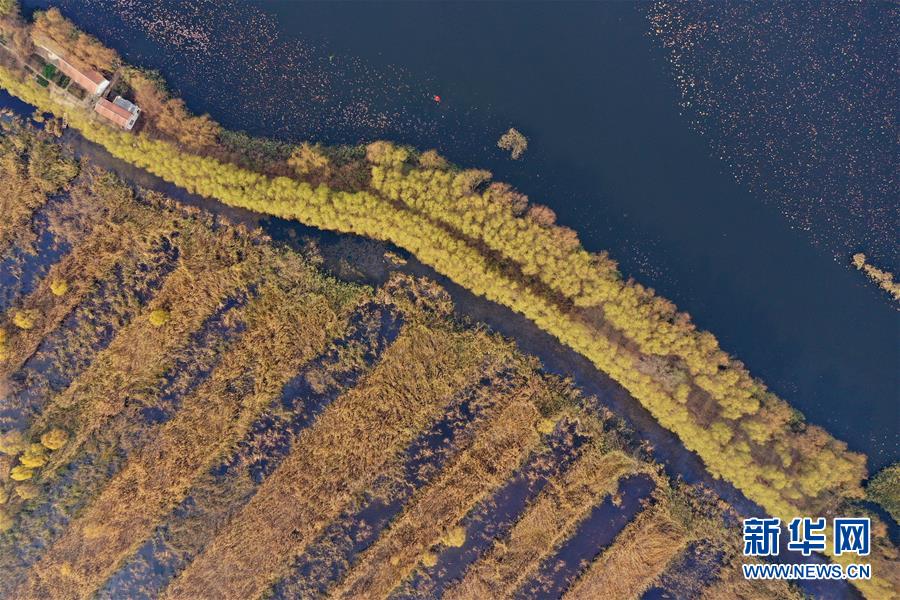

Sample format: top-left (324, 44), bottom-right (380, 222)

top-left (11, 309), bottom-right (36, 330)
top-left (9, 465), bottom-right (33, 481)
top-left (18, 444), bottom-right (47, 468)
top-left (49, 279), bottom-right (69, 296)
top-left (40, 428), bottom-right (68, 450)
top-left (148, 308), bottom-right (170, 327)
top-left (868, 463), bottom-right (900, 524)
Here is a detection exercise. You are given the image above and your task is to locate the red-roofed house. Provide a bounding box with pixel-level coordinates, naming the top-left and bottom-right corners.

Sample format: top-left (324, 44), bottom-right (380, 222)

top-left (36, 45), bottom-right (109, 97)
top-left (94, 96), bottom-right (141, 130)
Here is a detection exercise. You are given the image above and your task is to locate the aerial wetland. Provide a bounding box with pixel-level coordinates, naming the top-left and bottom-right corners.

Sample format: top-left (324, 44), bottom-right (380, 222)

top-left (0, 2), bottom-right (897, 600)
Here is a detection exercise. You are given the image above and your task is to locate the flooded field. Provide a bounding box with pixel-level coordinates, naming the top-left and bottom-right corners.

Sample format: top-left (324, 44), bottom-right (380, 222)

top-left (0, 124), bottom-right (812, 599)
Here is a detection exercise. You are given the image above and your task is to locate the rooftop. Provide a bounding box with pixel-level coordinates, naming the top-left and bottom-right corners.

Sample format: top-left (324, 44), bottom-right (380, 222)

top-left (35, 42), bottom-right (109, 93)
top-left (94, 96), bottom-right (140, 130)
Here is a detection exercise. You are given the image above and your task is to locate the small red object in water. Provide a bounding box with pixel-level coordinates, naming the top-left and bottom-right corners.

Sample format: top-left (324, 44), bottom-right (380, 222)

top-left (433, 95), bottom-right (442, 103)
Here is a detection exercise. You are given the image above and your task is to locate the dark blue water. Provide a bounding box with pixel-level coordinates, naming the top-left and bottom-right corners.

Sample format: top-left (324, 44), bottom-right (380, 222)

top-left (11, 1), bottom-right (898, 470)
top-left (0, 88), bottom-right (35, 117)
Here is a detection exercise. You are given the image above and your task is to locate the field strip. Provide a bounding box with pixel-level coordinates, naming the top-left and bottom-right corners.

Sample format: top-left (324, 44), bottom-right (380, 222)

top-left (389, 418), bottom-right (592, 599)
top-left (0, 227), bottom-right (179, 433)
top-left (332, 394), bottom-right (543, 600)
top-left (0, 175), bottom-right (181, 376)
top-left (95, 300), bottom-right (402, 599)
top-left (511, 473), bottom-right (655, 599)
top-left (563, 503), bottom-right (689, 600)
top-left (0, 268), bottom-right (256, 592)
top-left (161, 325), bottom-right (493, 600)
top-left (0, 171), bottom-right (119, 316)
top-left (0, 170), bottom-right (49, 259)
top-left (11, 278), bottom-right (348, 600)
top-left (445, 448), bottom-right (636, 600)
top-left (0, 197), bottom-right (70, 314)
top-left (211, 299), bottom-right (404, 485)
top-left (0, 126), bottom-right (76, 256)
top-left (0, 298), bottom-right (255, 597)
top-left (266, 367), bottom-right (519, 599)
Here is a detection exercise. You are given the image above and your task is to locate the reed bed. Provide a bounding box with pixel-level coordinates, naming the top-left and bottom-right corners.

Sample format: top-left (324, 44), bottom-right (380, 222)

top-left (333, 390), bottom-right (543, 599)
top-left (446, 447), bottom-right (637, 600)
top-left (0, 190), bottom-right (167, 375)
top-left (563, 502), bottom-right (689, 600)
top-left (162, 324), bottom-right (495, 600)
top-left (12, 273), bottom-right (352, 600)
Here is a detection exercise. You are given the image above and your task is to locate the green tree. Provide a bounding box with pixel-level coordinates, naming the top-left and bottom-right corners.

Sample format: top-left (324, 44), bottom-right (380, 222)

top-left (867, 463), bottom-right (900, 523)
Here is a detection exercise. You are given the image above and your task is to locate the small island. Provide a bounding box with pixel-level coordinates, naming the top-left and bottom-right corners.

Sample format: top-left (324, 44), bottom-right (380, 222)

top-left (497, 127), bottom-right (528, 159)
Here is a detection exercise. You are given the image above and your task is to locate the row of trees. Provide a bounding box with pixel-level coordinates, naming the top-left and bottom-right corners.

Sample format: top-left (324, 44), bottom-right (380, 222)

top-left (0, 58), bottom-right (869, 541)
top-left (368, 150), bottom-right (791, 422)
top-left (121, 68), bottom-right (221, 153)
top-left (30, 8), bottom-right (118, 73)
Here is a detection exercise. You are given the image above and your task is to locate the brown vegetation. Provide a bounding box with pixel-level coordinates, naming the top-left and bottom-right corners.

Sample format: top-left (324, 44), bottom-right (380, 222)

top-left (447, 448), bottom-right (637, 599)
top-left (30, 8), bottom-right (117, 73)
top-left (123, 68), bottom-right (221, 152)
top-left (700, 561), bottom-right (804, 600)
top-left (28, 205), bottom-right (271, 484)
top-left (163, 324), bottom-right (497, 600)
top-left (0, 175), bottom-right (163, 374)
top-left (564, 503), bottom-right (690, 600)
top-left (333, 393), bottom-right (544, 599)
top-left (13, 262), bottom-right (355, 599)
top-left (0, 124), bottom-right (77, 253)
top-left (497, 127), bottom-right (528, 160)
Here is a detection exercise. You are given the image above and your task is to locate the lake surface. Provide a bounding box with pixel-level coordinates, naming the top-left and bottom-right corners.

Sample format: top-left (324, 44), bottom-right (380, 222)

top-left (15, 1), bottom-right (899, 471)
